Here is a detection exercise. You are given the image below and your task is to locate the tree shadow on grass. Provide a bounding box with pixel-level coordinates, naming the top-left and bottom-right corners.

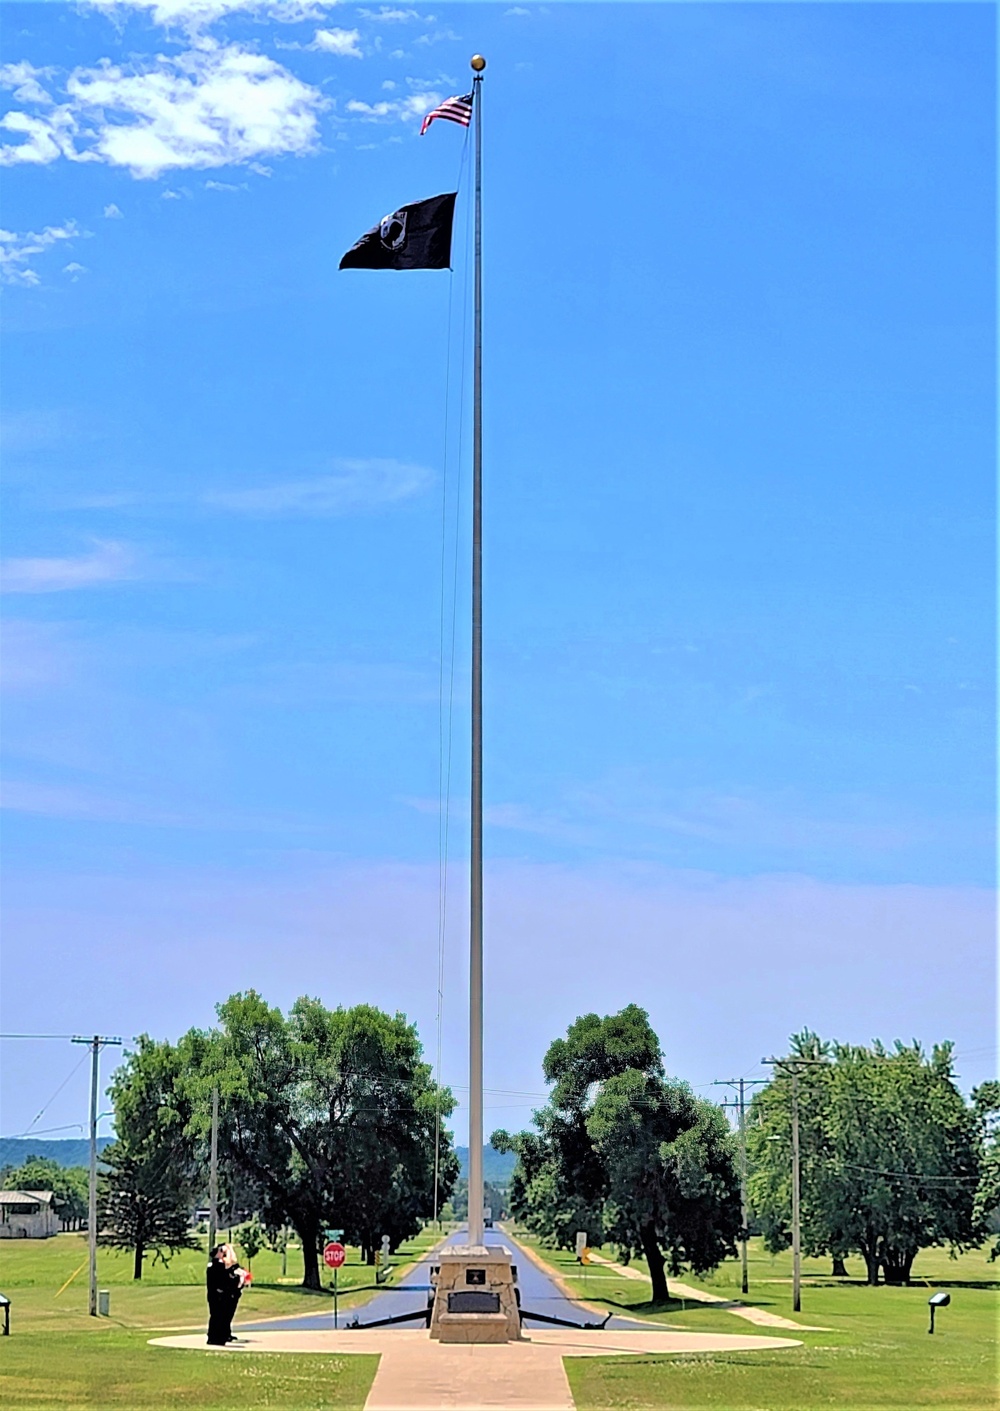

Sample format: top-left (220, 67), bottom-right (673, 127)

top-left (906, 1278), bottom-right (1000, 1290)
top-left (594, 1294), bottom-right (743, 1318)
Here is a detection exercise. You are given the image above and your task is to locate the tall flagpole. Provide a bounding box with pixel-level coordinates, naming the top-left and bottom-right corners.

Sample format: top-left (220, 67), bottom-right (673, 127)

top-left (468, 52), bottom-right (486, 1251)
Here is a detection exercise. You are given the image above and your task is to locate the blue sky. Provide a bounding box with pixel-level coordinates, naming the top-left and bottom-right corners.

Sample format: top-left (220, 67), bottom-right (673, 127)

top-left (1, 2), bottom-right (995, 1144)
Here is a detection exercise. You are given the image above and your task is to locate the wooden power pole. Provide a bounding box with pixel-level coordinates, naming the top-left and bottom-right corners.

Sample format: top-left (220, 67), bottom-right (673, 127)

top-left (72, 1035), bottom-right (122, 1316)
top-left (714, 1077), bottom-right (765, 1295)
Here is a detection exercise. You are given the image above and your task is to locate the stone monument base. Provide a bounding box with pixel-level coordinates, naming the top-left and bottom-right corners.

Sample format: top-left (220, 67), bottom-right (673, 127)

top-left (428, 1244), bottom-right (521, 1344)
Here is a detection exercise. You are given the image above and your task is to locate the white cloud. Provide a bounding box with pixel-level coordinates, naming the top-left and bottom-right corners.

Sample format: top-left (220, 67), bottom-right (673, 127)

top-left (202, 459), bottom-right (433, 514)
top-left (0, 221), bottom-right (84, 286)
top-left (63, 261), bottom-right (88, 280)
top-left (0, 540), bottom-right (137, 593)
top-left (204, 177), bottom-right (247, 189)
top-left (85, 0), bottom-right (332, 33)
top-left (69, 42), bottom-right (326, 177)
top-left (312, 27), bottom-right (363, 57)
top-left (0, 42), bottom-right (326, 178)
top-left (0, 61), bottom-right (57, 105)
top-left (161, 187), bottom-right (183, 197)
top-left (346, 91), bottom-right (438, 123)
top-left (103, 202), bottom-right (124, 217)
top-left (359, 7), bottom-right (423, 21)
top-left (51, 459), bottom-right (434, 516)
top-left (0, 106), bottom-right (83, 167)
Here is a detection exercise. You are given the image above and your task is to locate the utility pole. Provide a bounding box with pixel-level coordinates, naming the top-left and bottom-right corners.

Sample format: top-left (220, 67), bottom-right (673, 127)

top-left (208, 1086), bottom-right (219, 1254)
top-left (714, 1077), bottom-right (765, 1294)
top-left (72, 1035), bottom-right (122, 1316)
top-left (761, 1055), bottom-right (826, 1313)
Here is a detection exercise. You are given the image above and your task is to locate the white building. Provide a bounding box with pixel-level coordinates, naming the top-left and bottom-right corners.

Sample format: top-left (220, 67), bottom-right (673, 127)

top-left (0, 1190), bottom-right (59, 1239)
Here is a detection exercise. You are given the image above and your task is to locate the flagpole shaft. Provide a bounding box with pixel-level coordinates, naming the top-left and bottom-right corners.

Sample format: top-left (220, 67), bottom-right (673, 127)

top-left (468, 66), bottom-right (484, 1251)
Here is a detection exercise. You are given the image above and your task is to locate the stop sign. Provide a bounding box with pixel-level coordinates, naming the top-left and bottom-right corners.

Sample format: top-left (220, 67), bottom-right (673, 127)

top-left (323, 1241), bottom-right (346, 1269)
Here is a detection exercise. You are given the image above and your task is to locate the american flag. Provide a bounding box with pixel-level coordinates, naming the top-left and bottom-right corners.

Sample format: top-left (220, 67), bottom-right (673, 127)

top-left (420, 92), bottom-right (474, 136)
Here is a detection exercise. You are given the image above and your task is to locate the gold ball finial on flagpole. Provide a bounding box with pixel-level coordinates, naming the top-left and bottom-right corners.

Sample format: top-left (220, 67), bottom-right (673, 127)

top-left (470, 54), bottom-right (486, 71)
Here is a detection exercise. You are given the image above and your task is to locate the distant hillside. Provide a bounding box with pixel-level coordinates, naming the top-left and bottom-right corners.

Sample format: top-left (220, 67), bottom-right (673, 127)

top-left (0, 1137), bottom-right (114, 1170)
top-left (455, 1145), bottom-right (516, 1186)
top-left (1, 1136), bottom-right (519, 1185)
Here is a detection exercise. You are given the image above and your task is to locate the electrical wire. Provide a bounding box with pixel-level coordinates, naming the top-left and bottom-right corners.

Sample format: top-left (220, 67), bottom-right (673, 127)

top-left (18, 1049), bottom-right (90, 1138)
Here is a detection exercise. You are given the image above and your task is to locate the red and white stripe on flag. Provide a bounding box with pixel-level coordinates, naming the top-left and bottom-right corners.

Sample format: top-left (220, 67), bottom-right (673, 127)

top-left (420, 92), bottom-right (474, 136)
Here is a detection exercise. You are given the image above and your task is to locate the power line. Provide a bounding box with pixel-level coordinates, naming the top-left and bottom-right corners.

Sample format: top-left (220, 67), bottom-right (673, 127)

top-left (714, 1077), bottom-right (766, 1295)
top-left (838, 1162), bottom-right (980, 1185)
top-left (21, 1050), bottom-right (91, 1136)
top-left (0, 1033), bottom-right (88, 1041)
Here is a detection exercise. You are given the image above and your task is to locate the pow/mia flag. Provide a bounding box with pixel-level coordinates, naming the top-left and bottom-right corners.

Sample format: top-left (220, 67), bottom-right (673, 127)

top-left (339, 192), bottom-right (456, 271)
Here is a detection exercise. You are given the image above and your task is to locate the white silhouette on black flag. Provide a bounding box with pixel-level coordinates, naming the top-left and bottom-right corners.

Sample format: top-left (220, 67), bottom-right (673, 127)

top-left (339, 192), bottom-right (457, 270)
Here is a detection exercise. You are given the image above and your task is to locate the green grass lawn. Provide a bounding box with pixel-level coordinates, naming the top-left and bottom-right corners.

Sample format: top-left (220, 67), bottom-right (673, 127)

top-left (3, 1229), bottom-right (996, 1408)
top-left (514, 1231), bottom-right (999, 1410)
top-left (0, 1227), bottom-right (444, 1409)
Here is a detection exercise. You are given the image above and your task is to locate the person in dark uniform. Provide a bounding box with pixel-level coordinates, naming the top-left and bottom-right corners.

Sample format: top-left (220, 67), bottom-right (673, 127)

top-left (206, 1244), bottom-right (242, 1346)
top-left (221, 1243), bottom-right (247, 1340)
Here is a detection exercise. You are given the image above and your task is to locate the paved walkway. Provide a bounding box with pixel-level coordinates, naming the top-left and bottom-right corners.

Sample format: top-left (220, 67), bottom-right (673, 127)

top-left (150, 1326), bottom-right (802, 1409)
top-left (585, 1252), bottom-right (830, 1331)
top-left (239, 1227), bottom-right (652, 1335)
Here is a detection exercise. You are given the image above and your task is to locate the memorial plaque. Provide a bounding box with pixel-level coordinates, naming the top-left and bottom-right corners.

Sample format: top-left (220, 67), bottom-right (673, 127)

top-left (448, 1290), bottom-right (501, 1314)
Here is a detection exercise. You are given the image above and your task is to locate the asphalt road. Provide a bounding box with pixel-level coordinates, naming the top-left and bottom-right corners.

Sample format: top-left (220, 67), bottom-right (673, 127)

top-left (241, 1227), bottom-right (645, 1334)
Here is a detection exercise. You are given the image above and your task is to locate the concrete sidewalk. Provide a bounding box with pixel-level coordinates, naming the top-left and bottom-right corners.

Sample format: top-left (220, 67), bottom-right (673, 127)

top-left (586, 1252), bottom-right (830, 1332)
top-left (151, 1326), bottom-right (801, 1409)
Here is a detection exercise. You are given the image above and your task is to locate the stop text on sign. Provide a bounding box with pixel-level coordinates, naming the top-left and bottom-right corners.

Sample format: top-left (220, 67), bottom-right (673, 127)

top-left (323, 1242), bottom-right (346, 1269)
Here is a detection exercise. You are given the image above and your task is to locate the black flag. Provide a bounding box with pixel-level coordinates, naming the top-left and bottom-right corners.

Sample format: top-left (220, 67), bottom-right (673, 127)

top-left (339, 192), bottom-right (456, 271)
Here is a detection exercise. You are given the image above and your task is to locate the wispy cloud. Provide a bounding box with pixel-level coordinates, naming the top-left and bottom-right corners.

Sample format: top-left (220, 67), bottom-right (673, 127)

top-left (312, 27), bottom-right (363, 57)
top-left (84, 0), bottom-right (335, 33)
top-left (0, 540), bottom-right (138, 593)
top-left (54, 458), bottom-right (434, 516)
top-left (359, 7), bottom-right (424, 21)
top-left (0, 61), bottom-right (57, 105)
top-left (204, 460), bottom-right (433, 514)
top-left (345, 92), bottom-right (439, 123)
top-left (0, 221), bottom-right (85, 286)
top-left (0, 778), bottom-right (311, 832)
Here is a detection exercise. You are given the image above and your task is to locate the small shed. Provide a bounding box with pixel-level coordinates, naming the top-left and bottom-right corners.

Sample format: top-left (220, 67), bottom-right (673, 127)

top-left (0, 1191), bottom-right (59, 1239)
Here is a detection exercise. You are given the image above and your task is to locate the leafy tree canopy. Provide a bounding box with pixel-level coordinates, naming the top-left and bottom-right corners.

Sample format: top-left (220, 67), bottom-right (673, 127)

top-left (747, 1031), bottom-right (985, 1285)
top-left (185, 992), bottom-right (458, 1288)
top-left (98, 1035), bottom-right (201, 1278)
top-left (494, 1005), bottom-right (740, 1301)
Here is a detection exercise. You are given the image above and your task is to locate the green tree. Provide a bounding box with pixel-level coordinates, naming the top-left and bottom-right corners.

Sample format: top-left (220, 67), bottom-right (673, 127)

top-left (590, 1070), bottom-right (741, 1301)
top-left (2, 1158), bottom-right (88, 1229)
top-left (748, 1034), bottom-right (984, 1285)
top-left (972, 1081), bottom-right (1000, 1261)
top-left (236, 1212), bottom-right (267, 1270)
top-left (193, 992), bottom-right (457, 1290)
top-left (99, 1035), bottom-right (200, 1278)
top-left (495, 1005), bottom-right (740, 1302)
